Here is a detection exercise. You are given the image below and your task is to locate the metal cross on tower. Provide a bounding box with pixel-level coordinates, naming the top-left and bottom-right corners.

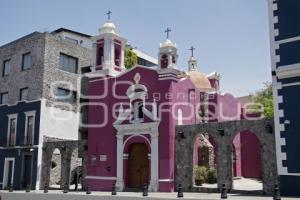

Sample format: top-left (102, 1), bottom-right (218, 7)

top-left (106, 10), bottom-right (112, 20)
top-left (165, 28), bottom-right (171, 39)
top-left (189, 46), bottom-right (195, 57)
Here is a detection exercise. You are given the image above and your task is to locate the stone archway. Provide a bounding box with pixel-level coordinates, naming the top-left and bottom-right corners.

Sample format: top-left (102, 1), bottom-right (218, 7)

top-left (40, 137), bottom-right (87, 190)
top-left (175, 118), bottom-right (277, 195)
top-left (49, 148), bottom-right (62, 189)
top-left (231, 130), bottom-right (263, 191)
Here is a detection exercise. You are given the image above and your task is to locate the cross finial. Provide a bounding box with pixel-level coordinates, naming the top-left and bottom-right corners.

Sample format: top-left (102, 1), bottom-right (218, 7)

top-left (106, 10), bottom-right (112, 20)
top-left (189, 46), bottom-right (195, 57)
top-left (165, 28), bottom-right (171, 39)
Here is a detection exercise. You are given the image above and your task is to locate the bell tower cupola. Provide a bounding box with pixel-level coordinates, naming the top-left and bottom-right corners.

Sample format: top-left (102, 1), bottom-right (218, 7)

top-left (92, 11), bottom-right (127, 77)
top-left (188, 46), bottom-right (198, 71)
top-left (158, 28), bottom-right (178, 69)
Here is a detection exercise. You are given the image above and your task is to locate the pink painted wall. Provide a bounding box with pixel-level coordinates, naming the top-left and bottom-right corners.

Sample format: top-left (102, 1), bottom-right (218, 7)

top-left (87, 66), bottom-right (201, 192)
top-left (233, 133), bottom-right (242, 177)
top-left (232, 131), bottom-right (262, 179)
top-left (240, 131), bottom-right (262, 179)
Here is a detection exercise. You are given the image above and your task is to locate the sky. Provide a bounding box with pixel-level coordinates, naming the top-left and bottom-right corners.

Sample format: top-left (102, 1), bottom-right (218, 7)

top-left (0, 0), bottom-right (272, 97)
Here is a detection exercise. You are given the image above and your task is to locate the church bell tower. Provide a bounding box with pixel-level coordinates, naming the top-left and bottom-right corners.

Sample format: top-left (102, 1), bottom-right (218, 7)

top-left (158, 28), bottom-right (178, 69)
top-left (188, 46), bottom-right (198, 71)
top-left (92, 11), bottom-right (127, 77)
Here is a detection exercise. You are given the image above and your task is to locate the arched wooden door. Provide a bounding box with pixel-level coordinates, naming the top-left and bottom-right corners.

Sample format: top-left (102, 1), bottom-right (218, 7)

top-left (128, 143), bottom-right (149, 188)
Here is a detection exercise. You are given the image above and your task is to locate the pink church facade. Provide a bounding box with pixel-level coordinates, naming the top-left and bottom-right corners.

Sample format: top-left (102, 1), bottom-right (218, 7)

top-left (85, 19), bottom-right (262, 192)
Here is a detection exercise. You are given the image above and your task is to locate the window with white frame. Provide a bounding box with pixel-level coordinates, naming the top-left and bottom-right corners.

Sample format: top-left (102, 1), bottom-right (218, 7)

top-left (24, 111), bottom-right (36, 146)
top-left (7, 114), bottom-right (18, 146)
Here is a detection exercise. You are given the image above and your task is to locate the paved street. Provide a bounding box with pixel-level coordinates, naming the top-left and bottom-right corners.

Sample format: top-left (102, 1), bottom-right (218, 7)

top-left (0, 191), bottom-right (299, 200)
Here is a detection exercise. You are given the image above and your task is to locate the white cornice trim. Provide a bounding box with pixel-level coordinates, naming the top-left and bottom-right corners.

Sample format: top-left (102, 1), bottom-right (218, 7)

top-left (276, 63), bottom-right (300, 79)
top-left (85, 176), bottom-right (117, 180)
top-left (276, 36), bottom-right (300, 45)
top-left (114, 121), bottom-right (160, 136)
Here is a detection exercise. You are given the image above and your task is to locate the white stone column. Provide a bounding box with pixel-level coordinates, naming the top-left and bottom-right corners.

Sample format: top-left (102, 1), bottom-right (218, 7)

top-left (103, 37), bottom-right (109, 69)
top-left (116, 134), bottom-right (124, 191)
top-left (120, 44), bottom-right (125, 69)
top-left (111, 39), bottom-right (115, 66)
top-left (168, 54), bottom-right (172, 68)
top-left (149, 133), bottom-right (159, 192)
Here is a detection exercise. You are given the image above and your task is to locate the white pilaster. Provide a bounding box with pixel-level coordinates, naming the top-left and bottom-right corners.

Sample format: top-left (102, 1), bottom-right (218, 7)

top-left (111, 39), bottom-right (115, 66)
top-left (168, 55), bottom-right (172, 68)
top-left (120, 44), bottom-right (125, 68)
top-left (149, 133), bottom-right (159, 192)
top-left (116, 134), bottom-right (124, 191)
top-left (103, 36), bottom-right (110, 68)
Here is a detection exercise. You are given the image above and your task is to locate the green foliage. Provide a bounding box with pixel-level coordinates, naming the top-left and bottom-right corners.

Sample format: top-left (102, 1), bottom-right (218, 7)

top-left (207, 169), bottom-right (217, 184)
top-left (124, 48), bottom-right (138, 69)
top-left (194, 166), bottom-right (208, 185)
top-left (250, 82), bottom-right (274, 118)
top-left (194, 166), bottom-right (217, 185)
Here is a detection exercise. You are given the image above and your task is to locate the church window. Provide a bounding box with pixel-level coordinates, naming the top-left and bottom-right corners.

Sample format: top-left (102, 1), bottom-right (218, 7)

top-left (114, 43), bottom-right (121, 67)
top-left (172, 55), bottom-right (176, 64)
top-left (97, 46), bottom-right (104, 66)
top-left (138, 102), bottom-right (144, 119)
top-left (161, 54), bottom-right (168, 68)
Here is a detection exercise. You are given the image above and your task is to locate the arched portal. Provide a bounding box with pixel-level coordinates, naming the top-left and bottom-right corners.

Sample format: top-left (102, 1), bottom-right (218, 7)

top-left (192, 134), bottom-right (217, 187)
top-left (232, 131), bottom-right (262, 191)
top-left (50, 148), bottom-right (62, 189)
top-left (128, 143), bottom-right (150, 189)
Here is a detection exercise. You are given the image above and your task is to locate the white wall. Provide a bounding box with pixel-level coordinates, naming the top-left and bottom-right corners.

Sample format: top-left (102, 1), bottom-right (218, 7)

top-left (39, 99), bottom-right (80, 140)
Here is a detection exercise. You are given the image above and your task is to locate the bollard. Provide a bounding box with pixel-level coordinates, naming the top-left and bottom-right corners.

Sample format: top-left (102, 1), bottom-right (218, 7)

top-left (111, 183), bottom-right (117, 195)
top-left (44, 184), bottom-right (48, 193)
top-left (8, 184), bottom-right (13, 192)
top-left (63, 184), bottom-right (68, 194)
top-left (177, 184), bottom-right (184, 198)
top-left (221, 184), bottom-right (227, 199)
top-left (86, 184), bottom-right (91, 195)
top-left (142, 183), bottom-right (148, 197)
top-left (273, 183), bottom-right (281, 200)
top-left (26, 184), bottom-right (31, 192)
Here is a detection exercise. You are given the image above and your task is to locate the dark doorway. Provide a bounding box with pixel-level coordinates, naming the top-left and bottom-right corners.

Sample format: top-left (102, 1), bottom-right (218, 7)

top-left (6, 160), bottom-right (14, 189)
top-left (128, 143), bottom-right (149, 189)
top-left (22, 154), bottom-right (33, 189)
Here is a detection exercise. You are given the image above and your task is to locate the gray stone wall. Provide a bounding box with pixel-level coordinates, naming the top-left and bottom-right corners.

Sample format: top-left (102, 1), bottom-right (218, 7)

top-left (175, 118), bottom-right (277, 195)
top-left (0, 31), bottom-right (92, 113)
top-left (42, 33), bottom-right (92, 112)
top-left (0, 32), bottom-right (45, 104)
top-left (49, 151), bottom-right (62, 186)
top-left (40, 136), bottom-right (87, 190)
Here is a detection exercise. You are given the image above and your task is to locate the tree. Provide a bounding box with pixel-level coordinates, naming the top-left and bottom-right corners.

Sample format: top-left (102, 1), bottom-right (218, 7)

top-left (251, 82), bottom-right (274, 118)
top-left (124, 48), bottom-right (138, 69)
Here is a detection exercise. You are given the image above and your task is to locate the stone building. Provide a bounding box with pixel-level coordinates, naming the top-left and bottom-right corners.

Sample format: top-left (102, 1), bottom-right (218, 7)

top-left (268, 0), bottom-right (300, 196)
top-left (0, 30), bottom-right (91, 190)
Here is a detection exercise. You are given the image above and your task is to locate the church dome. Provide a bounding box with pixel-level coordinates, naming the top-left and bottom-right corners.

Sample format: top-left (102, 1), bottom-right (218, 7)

top-left (186, 70), bottom-right (212, 89)
top-left (99, 20), bottom-right (119, 35)
top-left (160, 39), bottom-right (176, 48)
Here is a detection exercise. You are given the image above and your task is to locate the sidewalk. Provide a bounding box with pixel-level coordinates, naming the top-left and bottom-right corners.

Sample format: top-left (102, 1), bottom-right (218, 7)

top-left (0, 190), bottom-right (299, 200)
